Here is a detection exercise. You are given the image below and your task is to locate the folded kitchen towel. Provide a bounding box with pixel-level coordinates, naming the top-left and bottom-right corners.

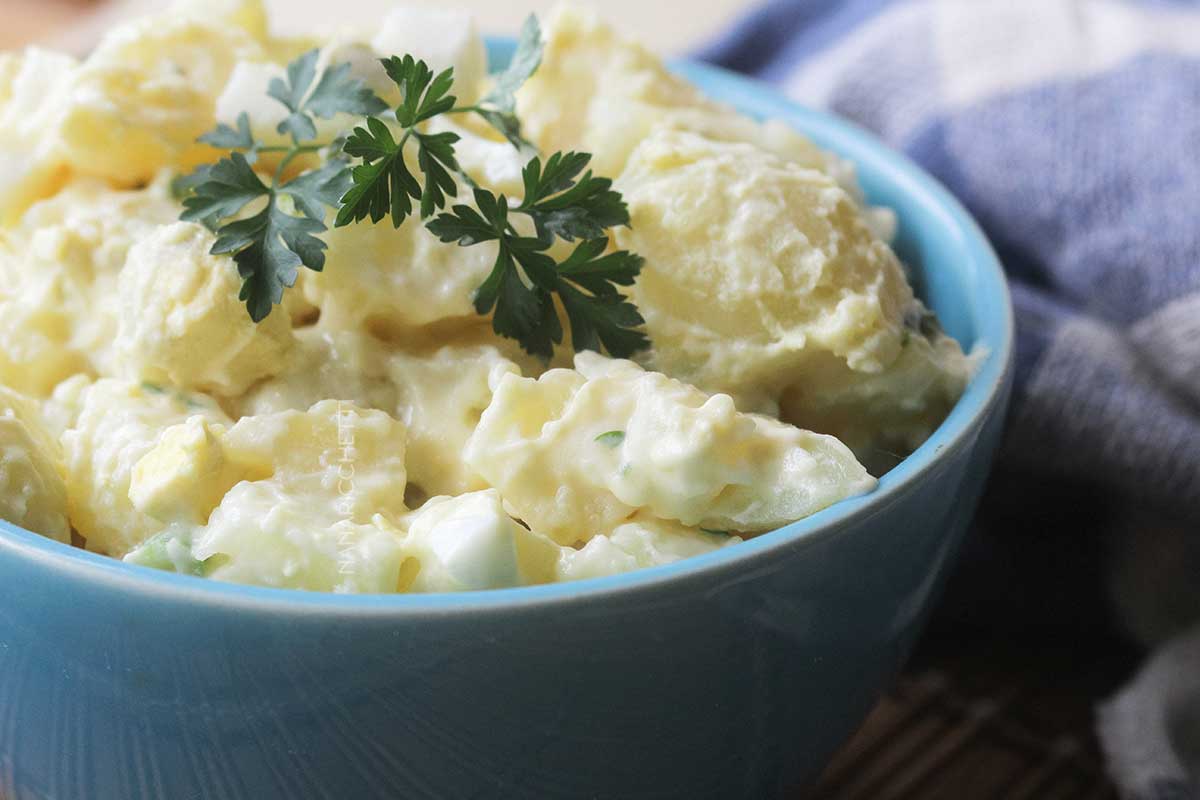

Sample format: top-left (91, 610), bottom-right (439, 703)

top-left (698, 1), bottom-right (1200, 797)
top-left (1098, 622), bottom-right (1200, 799)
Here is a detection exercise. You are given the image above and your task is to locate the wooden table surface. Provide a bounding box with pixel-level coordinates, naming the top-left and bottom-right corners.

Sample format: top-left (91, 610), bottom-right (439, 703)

top-left (3, 0), bottom-right (93, 50)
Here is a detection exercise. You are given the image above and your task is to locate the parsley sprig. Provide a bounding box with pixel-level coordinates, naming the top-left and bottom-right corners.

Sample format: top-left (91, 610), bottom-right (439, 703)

top-left (175, 15), bottom-right (649, 359)
top-left (178, 146), bottom-right (352, 322)
top-left (426, 161), bottom-right (646, 358)
top-left (334, 16), bottom-right (542, 230)
top-left (177, 47), bottom-right (374, 321)
top-left (334, 56), bottom-right (462, 227)
top-left (269, 52), bottom-right (389, 143)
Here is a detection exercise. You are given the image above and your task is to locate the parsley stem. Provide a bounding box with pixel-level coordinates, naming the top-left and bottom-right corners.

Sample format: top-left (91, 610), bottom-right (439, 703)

top-left (272, 155), bottom-right (292, 187)
top-left (272, 145), bottom-right (323, 187)
top-left (257, 143), bottom-right (329, 155)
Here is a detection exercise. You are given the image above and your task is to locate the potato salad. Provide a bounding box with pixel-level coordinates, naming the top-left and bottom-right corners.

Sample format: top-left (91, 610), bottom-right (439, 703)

top-left (0, 1), bottom-right (972, 593)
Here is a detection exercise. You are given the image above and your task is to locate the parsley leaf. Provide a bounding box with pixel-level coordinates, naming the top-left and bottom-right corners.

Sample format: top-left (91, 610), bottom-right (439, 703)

top-left (479, 246), bottom-right (561, 359)
top-left (554, 237), bottom-right (642, 296)
top-left (481, 16), bottom-right (543, 113)
top-left (555, 239), bottom-right (647, 356)
top-left (177, 51), bottom-right (365, 322)
top-left (180, 152), bottom-right (268, 231)
top-left (517, 152), bottom-right (630, 241)
top-left (268, 51), bottom-right (320, 142)
top-left (415, 130), bottom-right (460, 219)
top-left (211, 196), bottom-right (328, 322)
top-left (304, 62), bottom-right (390, 122)
top-left (428, 188), bottom-right (647, 359)
top-left (337, 57), bottom-right (462, 227)
top-left (269, 49), bottom-right (388, 143)
top-left (428, 189), bottom-right (558, 358)
top-left (473, 108), bottom-right (533, 153)
top-left (177, 156), bottom-right (336, 322)
top-left (199, 111), bottom-right (257, 154)
top-left (470, 15), bottom-right (543, 150)
top-left (517, 151), bottom-right (590, 205)
top-left (280, 158), bottom-right (352, 221)
top-left (335, 117), bottom-right (420, 227)
top-left (171, 161), bottom-right (214, 204)
top-left (384, 56), bottom-right (457, 126)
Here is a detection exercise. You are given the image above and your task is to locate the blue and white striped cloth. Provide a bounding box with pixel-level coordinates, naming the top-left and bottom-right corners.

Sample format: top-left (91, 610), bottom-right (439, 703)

top-left (699, 1), bottom-right (1200, 796)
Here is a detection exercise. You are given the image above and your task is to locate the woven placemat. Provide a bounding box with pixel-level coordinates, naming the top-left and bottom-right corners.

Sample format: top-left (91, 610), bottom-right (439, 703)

top-left (810, 635), bottom-right (1136, 799)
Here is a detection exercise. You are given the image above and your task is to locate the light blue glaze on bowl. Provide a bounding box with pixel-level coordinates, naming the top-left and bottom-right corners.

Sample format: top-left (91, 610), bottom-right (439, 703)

top-left (0, 41), bottom-right (1013, 800)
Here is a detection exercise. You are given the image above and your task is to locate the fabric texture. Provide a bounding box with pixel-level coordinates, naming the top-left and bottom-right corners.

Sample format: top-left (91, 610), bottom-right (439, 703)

top-left (697, 1), bottom-right (1200, 797)
top-left (1098, 622), bottom-right (1200, 799)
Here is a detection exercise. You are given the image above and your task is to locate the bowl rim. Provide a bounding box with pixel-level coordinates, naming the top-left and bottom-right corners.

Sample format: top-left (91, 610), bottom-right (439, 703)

top-left (0, 47), bottom-right (1014, 615)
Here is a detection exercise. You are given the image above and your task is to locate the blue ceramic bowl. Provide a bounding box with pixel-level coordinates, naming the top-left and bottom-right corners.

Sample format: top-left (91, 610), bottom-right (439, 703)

top-left (0, 42), bottom-right (1013, 800)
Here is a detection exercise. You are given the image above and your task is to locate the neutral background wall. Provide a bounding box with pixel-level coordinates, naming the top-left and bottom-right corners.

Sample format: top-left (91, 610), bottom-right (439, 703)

top-left (7, 0), bottom-right (757, 55)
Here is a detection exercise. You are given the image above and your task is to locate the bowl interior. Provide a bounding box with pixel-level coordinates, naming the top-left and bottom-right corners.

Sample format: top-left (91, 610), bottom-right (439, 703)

top-left (0, 41), bottom-right (1013, 610)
